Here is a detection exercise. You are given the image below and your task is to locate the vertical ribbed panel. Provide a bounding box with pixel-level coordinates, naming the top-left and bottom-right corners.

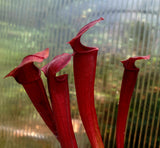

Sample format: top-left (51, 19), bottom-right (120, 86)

top-left (0, 0), bottom-right (160, 148)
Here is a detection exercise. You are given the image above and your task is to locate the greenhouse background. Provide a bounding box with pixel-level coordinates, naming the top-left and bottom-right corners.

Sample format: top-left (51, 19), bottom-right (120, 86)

top-left (0, 0), bottom-right (160, 147)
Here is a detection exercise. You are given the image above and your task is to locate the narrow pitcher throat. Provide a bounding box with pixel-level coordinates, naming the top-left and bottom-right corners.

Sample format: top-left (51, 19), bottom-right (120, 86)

top-left (14, 63), bottom-right (41, 84)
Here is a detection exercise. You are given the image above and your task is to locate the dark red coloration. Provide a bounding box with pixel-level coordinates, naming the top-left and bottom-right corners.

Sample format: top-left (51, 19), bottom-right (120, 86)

top-left (68, 18), bottom-right (104, 148)
top-left (116, 55), bottom-right (150, 148)
top-left (42, 53), bottom-right (78, 148)
top-left (4, 48), bottom-right (58, 138)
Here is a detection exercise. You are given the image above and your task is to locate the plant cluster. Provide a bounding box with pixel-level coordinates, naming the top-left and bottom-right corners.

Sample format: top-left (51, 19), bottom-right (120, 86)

top-left (5, 18), bottom-right (150, 148)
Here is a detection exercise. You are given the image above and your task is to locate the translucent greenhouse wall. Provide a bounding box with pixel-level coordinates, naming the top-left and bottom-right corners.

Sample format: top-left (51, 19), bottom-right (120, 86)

top-left (0, 0), bottom-right (160, 148)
